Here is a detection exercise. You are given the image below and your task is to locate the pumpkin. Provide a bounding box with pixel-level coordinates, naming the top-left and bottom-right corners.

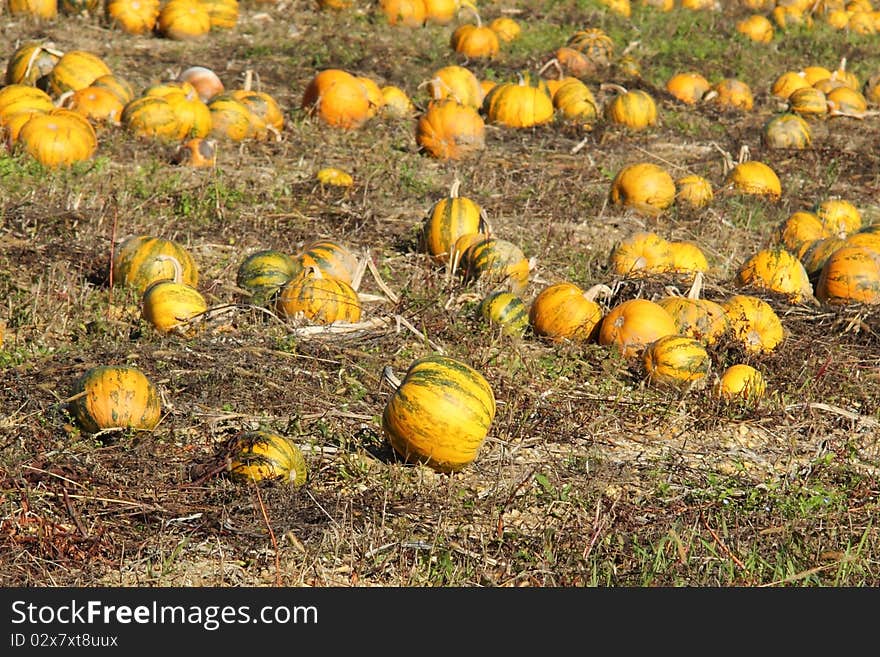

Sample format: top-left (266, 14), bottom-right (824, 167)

top-left (675, 174), bottom-right (714, 209)
top-left (173, 137), bottom-right (217, 168)
top-left (482, 75), bottom-right (555, 129)
top-left (380, 85), bottom-right (416, 117)
top-left (230, 89), bottom-right (283, 136)
top-left (226, 430), bottom-right (308, 486)
top-left (302, 69), bottom-right (371, 130)
top-left (772, 211), bottom-right (827, 257)
top-left (815, 245), bottom-right (880, 305)
top-left (415, 98), bottom-right (486, 160)
top-left (426, 65), bottom-right (484, 109)
top-left (382, 354), bottom-right (496, 472)
top-left (566, 27), bottom-right (614, 67)
top-left (178, 66), bottom-right (225, 103)
top-left (771, 71), bottom-right (811, 100)
top-left (704, 78), bottom-right (754, 111)
top-left (354, 76), bottom-right (384, 119)
top-left (722, 294), bottom-right (785, 354)
top-left (763, 113), bottom-right (812, 150)
top-left (460, 236), bottom-right (530, 294)
top-left (142, 277), bottom-right (209, 336)
top-left (665, 72), bottom-right (711, 104)
top-left (714, 364), bottom-right (766, 401)
top-left (642, 334), bottom-right (711, 389)
top-left (608, 231), bottom-right (674, 277)
top-left (656, 273), bottom-right (729, 346)
top-left (814, 198), bottom-right (863, 236)
top-left (162, 88), bottom-right (213, 140)
top-left (599, 0), bottom-right (631, 16)
top-left (90, 73), bottom-right (135, 105)
top-left (736, 14), bottom-right (775, 42)
top-left (602, 85), bottom-right (657, 131)
top-left (121, 95), bottom-right (181, 141)
top-left (4, 42), bottom-right (62, 87)
top-left (105, 0), bottom-right (161, 34)
top-left (799, 236), bottom-right (848, 276)
top-left (201, 0), bottom-right (238, 29)
top-left (379, 0), bottom-right (427, 26)
top-left (826, 86), bottom-right (869, 117)
top-left (46, 51), bottom-right (112, 98)
top-left (422, 0), bottom-right (457, 23)
top-left (60, 0), bottom-right (100, 14)
top-left (276, 266), bottom-right (362, 325)
top-left (69, 365), bottom-right (162, 435)
top-left (489, 16), bottom-right (521, 42)
top-left (772, 5), bottom-right (814, 29)
top-left (864, 72), bottom-right (880, 106)
top-left (63, 85), bottom-right (125, 126)
top-left (316, 167), bottom-right (353, 187)
top-left (668, 241), bottom-right (709, 281)
top-left (609, 162), bottom-right (676, 217)
top-left (296, 239), bottom-right (360, 286)
top-left (478, 290), bottom-right (529, 337)
top-left (788, 86), bottom-right (828, 116)
top-left (549, 47), bottom-right (598, 79)
top-left (450, 19), bottom-right (500, 59)
top-left (552, 78), bottom-right (599, 126)
top-left (236, 249), bottom-right (302, 304)
top-left (207, 94), bottom-right (258, 141)
top-left (112, 235), bottom-right (199, 295)
top-left (528, 281), bottom-right (607, 343)
top-left (735, 246), bottom-right (814, 304)
top-left (16, 109), bottom-right (98, 168)
top-left (726, 161), bottom-right (782, 200)
top-left (597, 298), bottom-right (678, 359)
top-left (7, 0), bottom-right (58, 18)
top-left (157, 0), bottom-right (212, 40)
top-left (421, 179), bottom-right (485, 263)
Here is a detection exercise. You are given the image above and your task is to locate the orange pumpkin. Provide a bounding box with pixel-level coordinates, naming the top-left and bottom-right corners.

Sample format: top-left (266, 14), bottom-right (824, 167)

top-left (722, 294), bottom-right (785, 355)
top-left (301, 69), bottom-right (371, 130)
top-left (528, 281), bottom-right (607, 343)
top-left (609, 162), bottom-right (676, 217)
top-left (597, 298), bottom-right (678, 359)
top-left (276, 266), bottom-right (363, 325)
top-left (415, 99), bottom-right (486, 161)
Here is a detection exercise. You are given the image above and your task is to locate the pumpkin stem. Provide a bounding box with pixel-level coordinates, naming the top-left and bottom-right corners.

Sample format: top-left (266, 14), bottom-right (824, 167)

top-left (382, 365), bottom-right (402, 390)
top-left (154, 254), bottom-right (184, 283)
top-left (538, 57), bottom-right (563, 81)
top-left (622, 40), bottom-right (641, 57)
top-left (583, 283), bottom-right (613, 302)
top-left (687, 270), bottom-right (704, 300)
top-left (478, 208), bottom-right (492, 237)
top-left (243, 69), bottom-right (254, 92)
top-left (449, 177), bottom-right (462, 198)
top-left (710, 141), bottom-right (736, 176)
top-left (455, 2), bottom-right (481, 27)
top-left (599, 82), bottom-right (628, 96)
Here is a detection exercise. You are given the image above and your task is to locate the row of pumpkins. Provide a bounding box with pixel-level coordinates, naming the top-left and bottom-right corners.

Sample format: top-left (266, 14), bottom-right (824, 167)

top-left (5, 0), bottom-right (240, 39)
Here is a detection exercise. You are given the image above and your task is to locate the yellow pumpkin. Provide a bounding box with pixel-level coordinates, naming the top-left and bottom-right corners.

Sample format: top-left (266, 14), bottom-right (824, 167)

top-left (608, 231), bottom-right (674, 277)
top-left (421, 180), bottom-right (485, 263)
top-left (722, 294), bottom-right (785, 355)
top-left (482, 75), bottom-right (554, 129)
top-left (157, 0), bottom-right (212, 40)
top-left (112, 235), bottom-right (199, 295)
top-left (714, 364), bottom-right (767, 401)
top-left (142, 278), bottom-right (209, 336)
top-left (656, 274), bottom-right (729, 346)
top-left (460, 236), bottom-right (530, 294)
top-left (814, 198), bottom-right (863, 236)
top-left (528, 281), bottom-right (607, 343)
top-left (665, 72), bottom-right (711, 105)
top-left (705, 78), bottom-right (754, 111)
top-left (415, 99), bottom-right (486, 161)
top-left (675, 174), bottom-right (714, 209)
top-left (276, 266), bottom-right (362, 325)
top-left (450, 21), bottom-right (500, 59)
top-left (762, 113), bottom-right (812, 150)
top-left (726, 161), bottom-right (782, 200)
top-left (597, 298), bottom-right (678, 359)
top-left (603, 86), bottom-right (658, 131)
top-left (735, 246), bottom-right (815, 304)
top-left (69, 365), bottom-right (162, 435)
top-left (226, 430), bottom-right (308, 486)
top-left (382, 355), bottom-right (496, 472)
top-left (736, 14), bottom-right (775, 42)
top-left (426, 65), bottom-right (484, 109)
top-left (16, 109), bottom-right (97, 168)
top-left (772, 211), bottom-right (828, 257)
top-left (609, 162), bottom-right (676, 217)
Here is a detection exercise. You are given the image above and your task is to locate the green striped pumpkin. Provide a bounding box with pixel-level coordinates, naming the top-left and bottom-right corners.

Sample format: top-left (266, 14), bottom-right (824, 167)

top-left (69, 365), bottom-right (162, 435)
top-left (762, 113), bottom-right (812, 150)
top-left (4, 42), bottom-right (61, 86)
top-left (296, 239), bottom-right (360, 286)
top-left (121, 95), bottom-right (181, 141)
top-left (642, 334), bottom-right (710, 389)
top-left (276, 266), bottom-right (362, 324)
top-left (236, 249), bottom-right (302, 304)
top-left (461, 237), bottom-right (529, 294)
top-left (421, 182), bottom-right (484, 262)
top-left (478, 290), bottom-right (528, 336)
top-left (46, 50), bottom-right (112, 97)
top-left (112, 235), bottom-right (199, 295)
top-left (382, 355), bottom-right (496, 472)
top-left (736, 246), bottom-right (814, 304)
top-left (226, 430), bottom-right (307, 486)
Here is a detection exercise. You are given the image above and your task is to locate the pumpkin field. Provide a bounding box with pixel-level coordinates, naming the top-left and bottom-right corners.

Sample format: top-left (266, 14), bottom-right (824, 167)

top-left (2, 0), bottom-right (880, 588)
